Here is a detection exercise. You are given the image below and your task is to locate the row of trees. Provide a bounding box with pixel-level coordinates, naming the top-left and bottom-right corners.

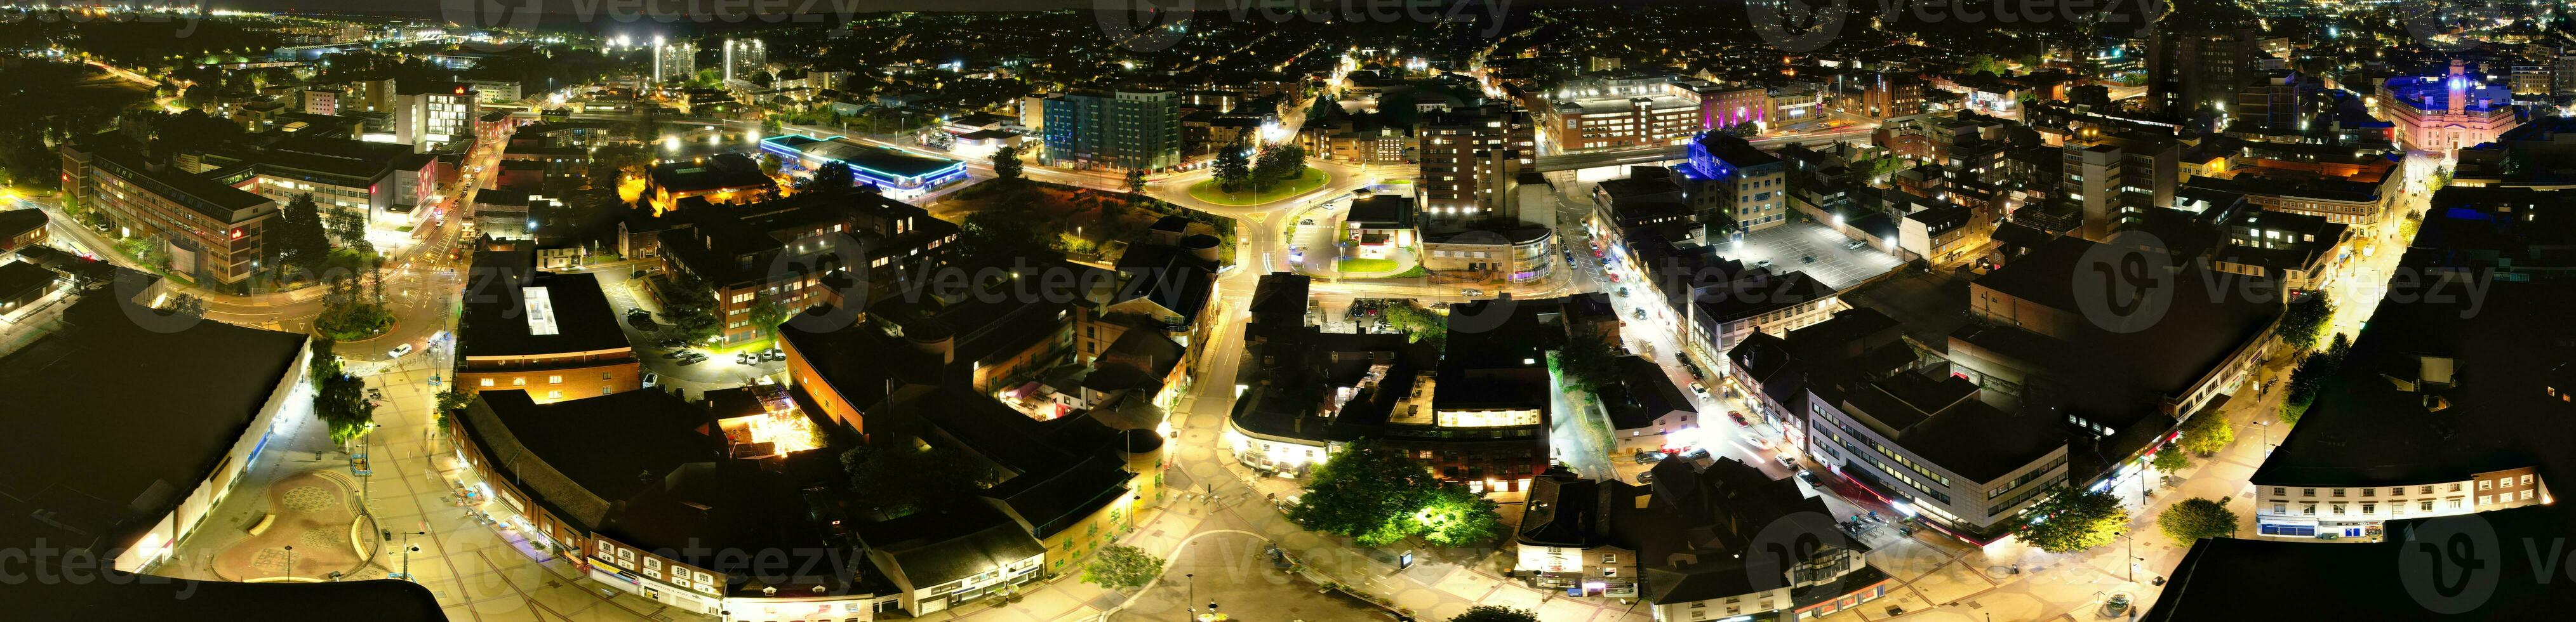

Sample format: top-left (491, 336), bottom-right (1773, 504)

top-left (307, 338), bottom-right (375, 445)
top-left (1211, 141), bottom-right (1308, 194)
top-left (2017, 489), bottom-right (2240, 553)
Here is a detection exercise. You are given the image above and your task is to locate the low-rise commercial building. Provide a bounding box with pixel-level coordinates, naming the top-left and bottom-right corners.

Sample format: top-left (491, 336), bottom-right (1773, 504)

top-left (2246, 277), bottom-right (2564, 540)
top-left (759, 135), bottom-right (968, 200)
top-left (458, 246), bottom-right (641, 403)
top-left (1, 294), bottom-right (312, 576)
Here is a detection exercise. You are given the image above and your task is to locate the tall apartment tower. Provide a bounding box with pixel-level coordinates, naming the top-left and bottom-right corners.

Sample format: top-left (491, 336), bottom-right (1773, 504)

top-left (2147, 26), bottom-right (2262, 117)
top-left (723, 38), bottom-right (767, 83)
top-left (652, 39), bottom-right (698, 84)
top-left (1039, 89), bottom-right (1181, 171)
top-left (1416, 105), bottom-right (1535, 227)
top-left (2059, 124), bottom-right (2178, 241)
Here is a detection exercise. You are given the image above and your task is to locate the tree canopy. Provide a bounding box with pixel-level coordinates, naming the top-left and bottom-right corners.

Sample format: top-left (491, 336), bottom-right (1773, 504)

top-left (1450, 605), bottom-right (1540, 622)
top-left (2158, 497), bottom-right (2238, 547)
top-left (1079, 545), bottom-right (1164, 591)
top-left (2017, 490), bottom-right (2127, 553)
top-left (2275, 293), bottom-right (2333, 354)
top-left (2177, 410), bottom-right (2235, 457)
top-left (1286, 440), bottom-right (1503, 548)
top-left (991, 145), bottom-right (1025, 183)
top-left (305, 338), bottom-right (375, 445)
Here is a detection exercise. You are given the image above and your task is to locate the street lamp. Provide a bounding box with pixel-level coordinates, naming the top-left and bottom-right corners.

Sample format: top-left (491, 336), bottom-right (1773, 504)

top-left (1184, 573), bottom-right (1195, 622)
top-left (2253, 421), bottom-right (2274, 456)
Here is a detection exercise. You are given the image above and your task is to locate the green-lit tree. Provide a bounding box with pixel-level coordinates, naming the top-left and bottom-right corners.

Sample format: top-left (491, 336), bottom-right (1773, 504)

top-left (2177, 411), bottom-right (2235, 457)
top-left (2017, 490), bottom-right (2127, 553)
top-left (1124, 168), bottom-right (1147, 194)
top-left (2275, 293), bottom-right (2333, 354)
top-left (2150, 446), bottom-right (2192, 473)
top-left (1380, 301), bottom-right (1446, 347)
top-left (1418, 484), bottom-right (1503, 546)
top-left (306, 338), bottom-right (375, 445)
top-left (1450, 605), bottom-right (1540, 622)
top-left (2157, 497), bottom-right (2239, 547)
top-left (1287, 440), bottom-right (1501, 548)
top-left (1252, 143), bottom-right (1308, 191)
top-left (1079, 545), bottom-right (1163, 592)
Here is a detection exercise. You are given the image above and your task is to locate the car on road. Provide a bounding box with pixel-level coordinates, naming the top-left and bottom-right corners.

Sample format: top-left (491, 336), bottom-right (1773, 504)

top-left (387, 343), bottom-right (414, 359)
top-left (1689, 381), bottom-right (1709, 399)
top-left (1754, 259), bottom-right (1774, 269)
top-left (641, 373), bottom-right (659, 388)
top-left (1636, 472), bottom-right (1656, 484)
top-left (1615, 287), bottom-right (1628, 296)
top-left (1846, 239), bottom-right (1869, 250)
top-left (1729, 411), bottom-right (1752, 427)
top-left (1299, 218), bottom-right (1315, 225)
top-left (1634, 451), bottom-right (1667, 464)
top-left (677, 356), bottom-right (703, 366)
top-left (1460, 288), bottom-right (1483, 297)
top-left (1679, 447), bottom-right (1710, 460)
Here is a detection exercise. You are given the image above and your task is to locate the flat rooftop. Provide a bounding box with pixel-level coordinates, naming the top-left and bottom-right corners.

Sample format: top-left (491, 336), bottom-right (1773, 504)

top-left (0, 295), bottom-right (305, 555)
top-left (460, 270), bottom-right (631, 359)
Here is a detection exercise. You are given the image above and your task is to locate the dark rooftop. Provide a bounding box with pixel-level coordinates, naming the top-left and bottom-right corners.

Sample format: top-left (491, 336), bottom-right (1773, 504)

top-left (458, 269), bottom-right (631, 359)
top-left (2251, 281), bottom-right (2576, 487)
top-left (0, 295), bottom-right (305, 557)
top-left (2144, 503), bottom-right (2576, 621)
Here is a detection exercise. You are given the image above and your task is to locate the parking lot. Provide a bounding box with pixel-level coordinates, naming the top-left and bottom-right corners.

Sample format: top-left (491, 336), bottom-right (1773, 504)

top-left (1718, 222), bottom-right (1901, 289)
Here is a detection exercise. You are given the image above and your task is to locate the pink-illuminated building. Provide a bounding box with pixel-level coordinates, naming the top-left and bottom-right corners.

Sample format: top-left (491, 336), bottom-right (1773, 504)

top-left (2377, 60), bottom-right (2525, 154)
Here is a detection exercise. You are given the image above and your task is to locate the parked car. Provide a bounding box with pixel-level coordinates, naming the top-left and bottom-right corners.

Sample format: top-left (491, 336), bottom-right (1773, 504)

top-left (662, 350), bottom-right (688, 360)
top-left (1461, 288), bottom-right (1484, 297)
top-left (1634, 451), bottom-right (1667, 464)
top-left (1729, 411), bottom-right (1752, 427)
top-left (677, 356), bottom-right (704, 366)
top-left (641, 373), bottom-right (659, 388)
top-left (1679, 447), bottom-right (1710, 461)
top-left (1616, 287), bottom-right (1628, 296)
top-left (1636, 472), bottom-right (1656, 484)
top-left (737, 353), bottom-right (755, 365)
top-left (387, 343), bottom-right (414, 359)
top-left (1846, 239), bottom-right (1869, 250)
top-left (1689, 381), bottom-right (1710, 399)
top-left (1754, 259), bottom-right (1774, 268)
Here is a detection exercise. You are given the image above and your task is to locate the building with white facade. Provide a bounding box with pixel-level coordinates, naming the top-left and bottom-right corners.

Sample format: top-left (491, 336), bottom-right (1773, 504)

top-left (2248, 281), bottom-right (2562, 540)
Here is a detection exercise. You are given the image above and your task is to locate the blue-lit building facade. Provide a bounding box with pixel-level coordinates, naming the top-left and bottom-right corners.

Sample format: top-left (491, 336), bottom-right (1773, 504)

top-left (1678, 131), bottom-right (1788, 242)
top-left (759, 135), bottom-right (969, 200)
